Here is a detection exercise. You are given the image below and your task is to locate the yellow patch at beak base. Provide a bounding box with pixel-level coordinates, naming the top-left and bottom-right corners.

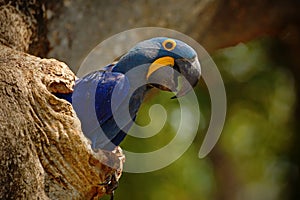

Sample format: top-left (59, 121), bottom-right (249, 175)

top-left (146, 56), bottom-right (175, 79)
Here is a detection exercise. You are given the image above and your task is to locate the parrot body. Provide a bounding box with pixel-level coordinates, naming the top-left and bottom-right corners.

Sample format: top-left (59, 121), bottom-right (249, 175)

top-left (56, 37), bottom-right (201, 151)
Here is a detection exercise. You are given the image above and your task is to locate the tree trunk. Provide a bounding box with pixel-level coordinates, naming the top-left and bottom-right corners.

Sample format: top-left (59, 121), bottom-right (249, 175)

top-left (0, 2), bottom-right (124, 199)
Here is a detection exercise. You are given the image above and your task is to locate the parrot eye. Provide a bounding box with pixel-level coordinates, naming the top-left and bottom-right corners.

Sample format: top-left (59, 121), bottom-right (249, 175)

top-left (162, 39), bottom-right (176, 51)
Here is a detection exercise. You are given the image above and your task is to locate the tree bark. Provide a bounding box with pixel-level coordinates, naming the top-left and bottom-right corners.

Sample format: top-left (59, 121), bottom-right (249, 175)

top-left (0, 2), bottom-right (124, 199)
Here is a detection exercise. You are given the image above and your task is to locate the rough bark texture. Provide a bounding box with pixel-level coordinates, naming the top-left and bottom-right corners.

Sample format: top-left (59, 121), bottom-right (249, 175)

top-left (0, 2), bottom-right (124, 200)
top-left (0, 5), bottom-right (32, 52)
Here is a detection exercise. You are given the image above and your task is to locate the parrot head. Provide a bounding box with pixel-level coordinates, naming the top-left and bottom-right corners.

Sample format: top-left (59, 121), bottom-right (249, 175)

top-left (112, 37), bottom-right (201, 98)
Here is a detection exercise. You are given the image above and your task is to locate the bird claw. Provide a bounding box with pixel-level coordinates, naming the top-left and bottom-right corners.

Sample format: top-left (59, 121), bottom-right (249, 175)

top-left (99, 173), bottom-right (119, 199)
top-left (110, 192), bottom-right (114, 200)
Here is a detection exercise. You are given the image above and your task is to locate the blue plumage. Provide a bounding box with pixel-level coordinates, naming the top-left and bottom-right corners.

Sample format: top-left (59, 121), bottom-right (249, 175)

top-left (56, 37), bottom-right (201, 151)
top-left (71, 66), bottom-right (135, 150)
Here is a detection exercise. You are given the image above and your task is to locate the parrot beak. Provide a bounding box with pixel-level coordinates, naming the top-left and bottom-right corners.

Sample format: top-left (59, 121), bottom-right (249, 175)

top-left (147, 66), bottom-right (177, 92)
top-left (146, 56), bottom-right (201, 98)
top-left (147, 56), bottom-right (177, 92)
top-left (171, 57), bottom-right (201, 99)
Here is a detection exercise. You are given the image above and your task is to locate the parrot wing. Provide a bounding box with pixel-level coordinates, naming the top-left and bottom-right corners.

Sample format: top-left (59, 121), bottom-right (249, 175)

top-left (72, 69), bottom-right (131, 150)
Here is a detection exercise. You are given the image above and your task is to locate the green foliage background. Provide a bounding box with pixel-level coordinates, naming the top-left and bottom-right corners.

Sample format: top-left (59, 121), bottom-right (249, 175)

top-left (104, 38), bottom-right (296, 200)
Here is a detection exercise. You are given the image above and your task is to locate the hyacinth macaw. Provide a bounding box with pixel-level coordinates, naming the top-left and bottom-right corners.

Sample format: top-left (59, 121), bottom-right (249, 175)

top-left (56, 37), bottom-right (201, 151)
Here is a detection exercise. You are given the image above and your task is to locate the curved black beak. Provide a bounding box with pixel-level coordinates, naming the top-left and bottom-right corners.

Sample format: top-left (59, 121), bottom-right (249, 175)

top-left (147, 56), bottom-right (201, 98)
top-left (147, 66), bottom-right (176, 91)
top-left (171, 57), bottom-right (201, 99)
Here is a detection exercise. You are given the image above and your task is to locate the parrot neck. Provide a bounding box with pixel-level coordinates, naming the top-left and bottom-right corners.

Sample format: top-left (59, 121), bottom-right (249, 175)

top-left (112, 59), bottom-right (152, 101)
top-left (112, 55), bottom-right (153, 119)
top-left (111, 53), bottom-right (156, 101)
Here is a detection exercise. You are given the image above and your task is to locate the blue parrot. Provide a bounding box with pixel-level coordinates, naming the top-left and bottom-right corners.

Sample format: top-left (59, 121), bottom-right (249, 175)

top-left (56, 37), bottom-right (201, 151)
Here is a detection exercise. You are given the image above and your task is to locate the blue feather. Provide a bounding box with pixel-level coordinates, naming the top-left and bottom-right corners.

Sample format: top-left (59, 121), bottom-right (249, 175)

top-left (70, 68), bottom-right (132, 150)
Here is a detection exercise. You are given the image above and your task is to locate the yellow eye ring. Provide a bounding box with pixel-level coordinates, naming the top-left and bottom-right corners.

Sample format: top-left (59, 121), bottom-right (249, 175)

top-left (162, 39), bottom-right (176, 51)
